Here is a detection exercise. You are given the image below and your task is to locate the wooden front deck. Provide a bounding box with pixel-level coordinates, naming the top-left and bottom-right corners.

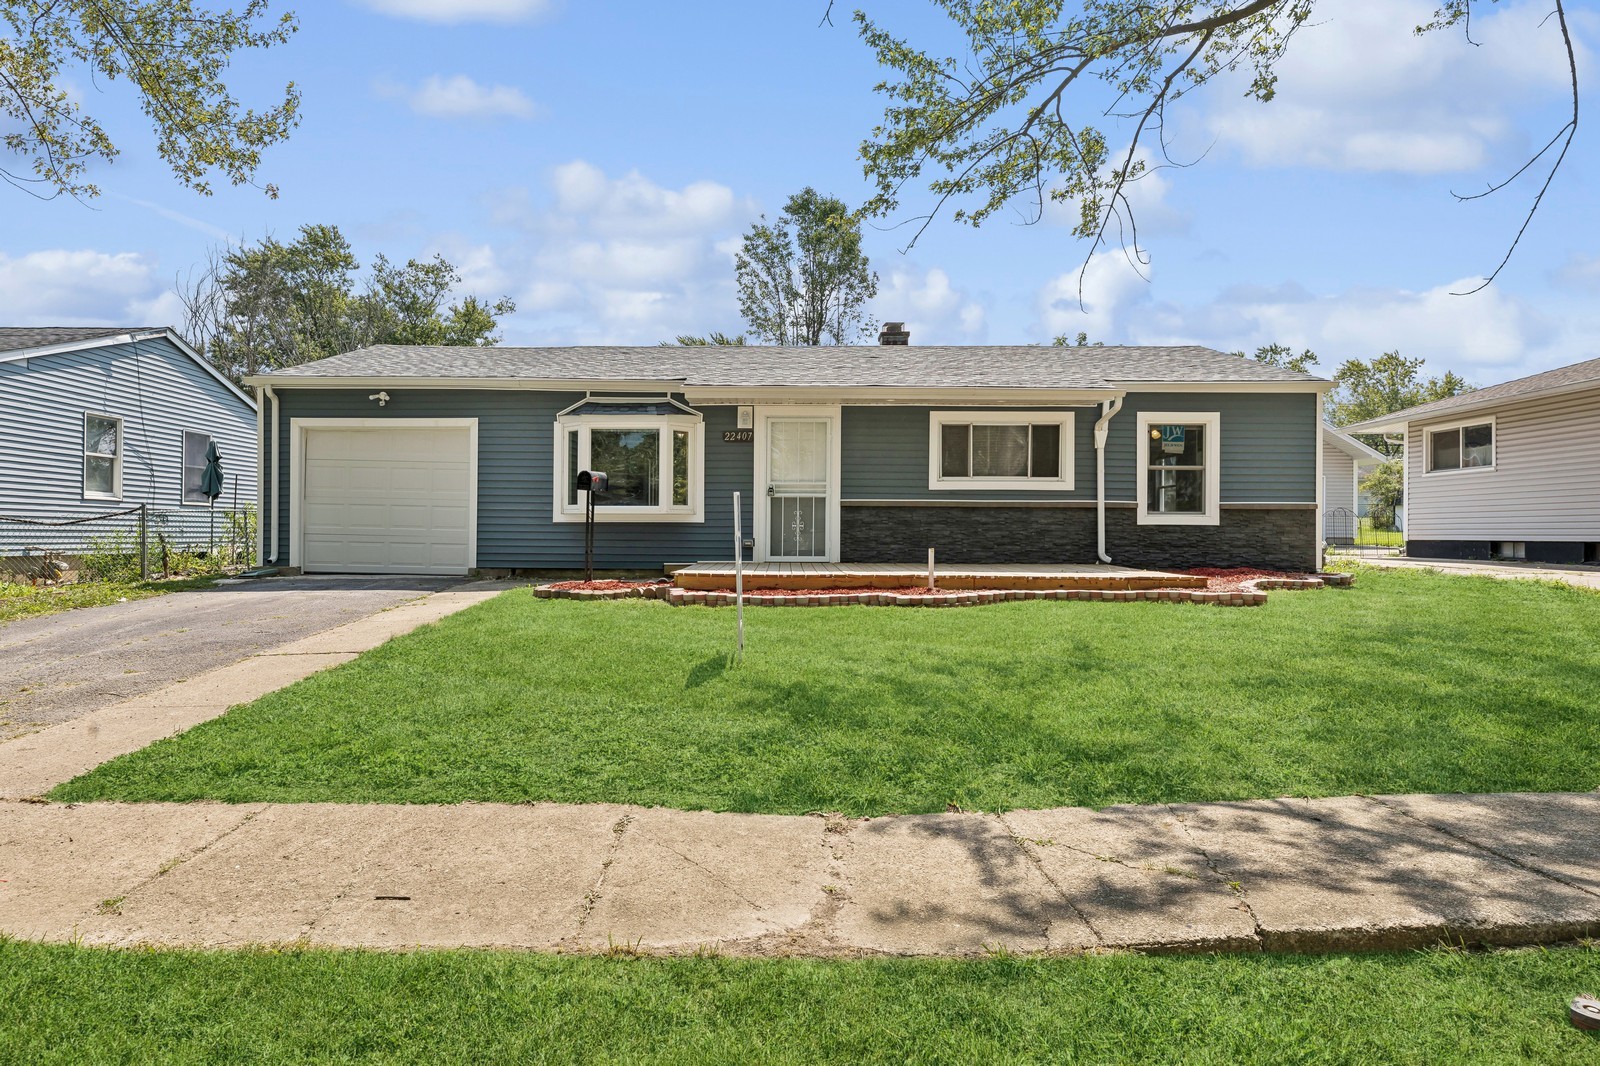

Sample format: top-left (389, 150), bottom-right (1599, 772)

top-left (671, 561), bottom-right (1207, 592)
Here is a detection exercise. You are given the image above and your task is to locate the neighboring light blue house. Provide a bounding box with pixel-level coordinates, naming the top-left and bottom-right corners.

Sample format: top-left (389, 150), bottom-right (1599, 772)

top-left (0, 327), bottom-right (258, 523)
top-left (245, 327), bottom-right (1330, 576)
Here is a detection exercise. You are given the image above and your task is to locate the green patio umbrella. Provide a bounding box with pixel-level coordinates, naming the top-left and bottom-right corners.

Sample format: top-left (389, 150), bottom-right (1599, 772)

top-left (201, 440), bottom-right (225, 553)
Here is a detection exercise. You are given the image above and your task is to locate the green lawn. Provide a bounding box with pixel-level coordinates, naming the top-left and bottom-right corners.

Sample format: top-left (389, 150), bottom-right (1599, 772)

top-left (52, 566), bottom-right (1600, 814)
top-left (2, 941), bottom-right (1596, 1064)
top-left (0, 576), bottom-right (217, 624)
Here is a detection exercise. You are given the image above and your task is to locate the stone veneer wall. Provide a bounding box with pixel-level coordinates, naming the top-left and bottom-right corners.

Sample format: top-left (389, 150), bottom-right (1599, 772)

top-left (839, 504), bottom-right (1318, 571)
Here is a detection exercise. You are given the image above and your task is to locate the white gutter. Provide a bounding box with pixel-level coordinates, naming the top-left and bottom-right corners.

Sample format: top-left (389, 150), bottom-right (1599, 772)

top-left (265, 385), bottom-right (280, 566)
top-left (255, 387), bottom-right (267, 564)
top-left (1094, 397), bottom-right (1124, 563)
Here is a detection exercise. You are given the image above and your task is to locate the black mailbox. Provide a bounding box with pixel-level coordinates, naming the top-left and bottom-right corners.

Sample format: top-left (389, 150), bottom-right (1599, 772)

top-left (576, 470), bottom-right (608, 493)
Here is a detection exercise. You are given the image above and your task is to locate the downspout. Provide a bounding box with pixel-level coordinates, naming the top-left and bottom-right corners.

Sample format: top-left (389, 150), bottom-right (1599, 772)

top-left (265, 385), bottom-right (280, 566)
top-left (255, 386), bottom-right (266, 565)
top-left (1094, 396), bottom-right (1124, 563)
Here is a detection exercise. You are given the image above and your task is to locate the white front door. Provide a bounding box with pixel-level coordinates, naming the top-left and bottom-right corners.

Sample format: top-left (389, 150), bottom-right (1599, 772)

top-left (756, 408), bottom-right (839, 562)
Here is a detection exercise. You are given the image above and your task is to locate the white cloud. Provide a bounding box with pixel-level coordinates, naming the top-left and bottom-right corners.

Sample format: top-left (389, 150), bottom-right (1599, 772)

top-left (872, 265), bottom-right (987, 343)
top-left (472, 162), bottom-right (759, 343)
top-left (1035, 252), bottom-right (1152, 343)
top-left (396, 75), bottom-right (538, 120)
top-left (1553, 253), bottom-right (1600, 294)
top-left (0, 250), bottom-right (167, 324)
top-left (355, 0), bottom-right (554, 24)
top-left (1204, 0), bottom-right (1581, 174)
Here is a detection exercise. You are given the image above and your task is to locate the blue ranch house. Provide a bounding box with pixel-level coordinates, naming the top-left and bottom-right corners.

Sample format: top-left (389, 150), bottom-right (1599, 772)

top-left (245, 327), bottom-right (1330, 577)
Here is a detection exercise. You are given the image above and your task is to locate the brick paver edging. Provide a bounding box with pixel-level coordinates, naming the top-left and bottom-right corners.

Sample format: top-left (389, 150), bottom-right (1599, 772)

top-left (533, 573), bottom-right (1354, 608)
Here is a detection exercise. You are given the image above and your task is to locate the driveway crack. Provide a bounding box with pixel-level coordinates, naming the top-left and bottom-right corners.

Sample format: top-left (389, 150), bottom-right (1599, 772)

top-left (574, 812), bottom-right (634, 938)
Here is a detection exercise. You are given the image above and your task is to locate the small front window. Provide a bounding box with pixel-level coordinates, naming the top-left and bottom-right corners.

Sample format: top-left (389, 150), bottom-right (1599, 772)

top-left (1137, 411), bottom-right (1221, 526)
top-left (83, 413), bottom-right (122, 499)
top-left (183, 430), bottom-right (215, 504)
top-left (1147, 423), bottom-right (1207, 515)
top-left (929, 412), bottom-right (1074, 489)
top-left (1428, 422), bottom-right (1494, 471)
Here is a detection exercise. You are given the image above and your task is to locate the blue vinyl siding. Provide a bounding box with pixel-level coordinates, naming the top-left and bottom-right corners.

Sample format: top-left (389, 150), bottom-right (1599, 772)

top-left (269, 390), bottom-right (753, 570)
top-left (842, 406), bottom-right (1099, 501)
top-left (841, 393), bottom-right (1317, 504)
top-left (1106, 392), bottom-right (1318, 503)
top-left (266, 388), bottom-right (1315, 571)
top-left (0, 338), bottom-right (257, 517)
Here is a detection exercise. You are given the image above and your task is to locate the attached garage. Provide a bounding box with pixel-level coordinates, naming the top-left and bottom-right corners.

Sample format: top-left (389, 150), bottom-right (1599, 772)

top-left (290, 419), bottom-right (477, 575)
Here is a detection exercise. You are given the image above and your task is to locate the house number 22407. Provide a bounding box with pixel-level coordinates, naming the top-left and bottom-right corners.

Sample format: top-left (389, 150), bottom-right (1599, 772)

top-left (722, 430), bottom-right (755, 443)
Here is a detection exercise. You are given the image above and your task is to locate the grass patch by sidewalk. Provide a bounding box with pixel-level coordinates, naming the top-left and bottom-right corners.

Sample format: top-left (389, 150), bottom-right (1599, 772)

top-left (2, 940), bottom-right (1596, 1064)
top-left (0, 577), bottom-right (217, 624)
top-left (51, 566), bottom-right (1600, 814)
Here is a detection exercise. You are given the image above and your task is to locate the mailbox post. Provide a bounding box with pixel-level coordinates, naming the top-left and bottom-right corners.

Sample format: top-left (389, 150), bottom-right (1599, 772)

top-left (575, 470), bottom-right (607, 581)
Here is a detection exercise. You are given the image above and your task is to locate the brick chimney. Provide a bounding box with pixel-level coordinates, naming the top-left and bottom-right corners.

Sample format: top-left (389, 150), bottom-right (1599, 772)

top-left (878, 321), bottom-right (910, 345)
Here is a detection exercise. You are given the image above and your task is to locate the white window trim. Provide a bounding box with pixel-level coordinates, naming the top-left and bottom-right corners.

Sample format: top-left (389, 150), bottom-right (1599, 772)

top-left (551, 411), bottom-right (705, 524)
top-left (82, 411), bottom-right (123, 501)
top-left (1422, 416), bottom-right (1496, 475)
top-left (181, 429), bottom-right (215, 507)
top-left (927, 410), bottom-right (1075, 491)
top-left (1136, 410), bottom-right (1222, 526)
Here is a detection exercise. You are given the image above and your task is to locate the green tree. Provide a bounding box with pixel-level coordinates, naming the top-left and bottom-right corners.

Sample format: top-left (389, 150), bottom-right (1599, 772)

top-left (659, 333), bottom-right (747, 346)
top-left (853, 1), bottom-right (1577, 291)
top-left (735, 187), bottom-right (879, 346)
top-left (1230, 343), bottom-right (1319, 374)
top-left (179, 224), bottom-right (515, 383)
top-left (1360, 457), bottom-right (1405, 532)
top-left (1327, 351), bottom-right (1473, 455)
top-left (1, 0), bottom-right (301, 200)
top-left (1052, 332), bottom-right (1105, 347)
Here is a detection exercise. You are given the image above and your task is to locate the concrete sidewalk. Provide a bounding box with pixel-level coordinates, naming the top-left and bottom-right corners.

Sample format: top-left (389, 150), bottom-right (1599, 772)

top-left (1350, 555), bottom-right (1600, 592)
top-left (0, 581), bottom-right (514, 800)
top-left (2, 791), bottom-right (1596, 957)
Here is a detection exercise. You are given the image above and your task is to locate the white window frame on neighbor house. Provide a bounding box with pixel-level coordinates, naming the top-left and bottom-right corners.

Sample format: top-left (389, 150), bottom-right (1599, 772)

top-left (1136, 410), bottom-right (1221, 526)
top-left (1423, 417), bottom-right (1496, 475)
top-left (927, 410), bottom-right (1075, 491)
top-left (552, 401), bottom-right (705, 523)
top-left (181, 429), bottom-right (215, 506)
top-left (82, 411), bottom-right (124, 501)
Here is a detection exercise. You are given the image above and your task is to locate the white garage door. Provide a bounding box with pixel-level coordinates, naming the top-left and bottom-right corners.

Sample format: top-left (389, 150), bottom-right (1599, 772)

top-left (301, 425), bottom-right (473, 575)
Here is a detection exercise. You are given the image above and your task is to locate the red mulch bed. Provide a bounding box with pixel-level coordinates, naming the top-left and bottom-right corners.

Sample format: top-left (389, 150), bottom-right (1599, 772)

top-left (542, 579), bottom-right (667, 592)
top-left (1181, 567), bottom-right (1307, 592)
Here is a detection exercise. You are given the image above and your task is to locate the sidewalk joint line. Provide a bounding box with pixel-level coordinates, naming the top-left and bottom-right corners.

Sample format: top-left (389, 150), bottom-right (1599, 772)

top-left (574, 812), bottom-right (635, 938)
top-left (99, 804), bottom-right (267, 917)
top-left (996, 811), bottom-right (1104, 948)
top-left (1363, 795), bottom-right (1600, 901)
top-left (1165, 805), bottom-right (1267, 945)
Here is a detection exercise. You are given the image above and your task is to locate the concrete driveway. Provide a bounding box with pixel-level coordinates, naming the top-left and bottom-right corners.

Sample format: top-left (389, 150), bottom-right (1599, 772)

top-left (0, 576), bottom-right (457, 741)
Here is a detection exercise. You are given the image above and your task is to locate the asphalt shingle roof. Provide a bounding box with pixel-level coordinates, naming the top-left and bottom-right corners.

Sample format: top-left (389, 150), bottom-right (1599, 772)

top-left (260, 344), bottom-right (1327, 389)
top-left (0, 327), bottom-right (148, 354)
top-left (1344, 356), bottom-right (1600, 432)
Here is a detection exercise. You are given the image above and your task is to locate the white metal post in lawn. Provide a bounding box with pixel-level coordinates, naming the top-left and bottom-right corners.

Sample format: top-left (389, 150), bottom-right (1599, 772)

top-left (733, 491), bottom-right (745, 660)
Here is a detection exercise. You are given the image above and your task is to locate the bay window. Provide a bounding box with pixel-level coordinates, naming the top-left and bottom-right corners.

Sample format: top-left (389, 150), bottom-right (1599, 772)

top-left (1136, 411), bottom-right (1221, 525)
top-left (554, 399), bottom-right (704, 522)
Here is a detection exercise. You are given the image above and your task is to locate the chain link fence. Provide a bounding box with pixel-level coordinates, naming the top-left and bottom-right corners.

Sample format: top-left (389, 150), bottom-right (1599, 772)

top-left (0, 505), bottom-right (258, 586)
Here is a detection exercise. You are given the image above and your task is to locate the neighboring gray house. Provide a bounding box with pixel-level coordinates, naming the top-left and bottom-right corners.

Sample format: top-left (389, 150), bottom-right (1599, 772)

top-left (1321, 423), bottom-right (1385, 541)
top-left (1347, 355), bottom-right (1600, 564)
top-left (0, 327), bottom-right (258, 523)
top-left (245, 332), bottom-right (1331, 576)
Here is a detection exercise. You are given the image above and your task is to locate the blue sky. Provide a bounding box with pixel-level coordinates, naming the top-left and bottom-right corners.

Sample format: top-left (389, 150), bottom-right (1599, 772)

top-left (4, 0), bottom-right (1596, 385)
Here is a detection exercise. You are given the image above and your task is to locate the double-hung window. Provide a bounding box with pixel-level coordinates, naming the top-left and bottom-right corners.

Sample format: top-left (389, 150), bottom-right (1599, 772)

top-left (182, 430), bottom-right (215, 505)
top-left (1136, 411), bottom-right (1221, 525)
top-left (554, 399), bottom-right (704, 522)
top-left (928, 411), bottom-right (1073, 490)
top-left (83, 413), bottom-right (123, 500)
top-left (1425, 421), bottom-right (1494, 472)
